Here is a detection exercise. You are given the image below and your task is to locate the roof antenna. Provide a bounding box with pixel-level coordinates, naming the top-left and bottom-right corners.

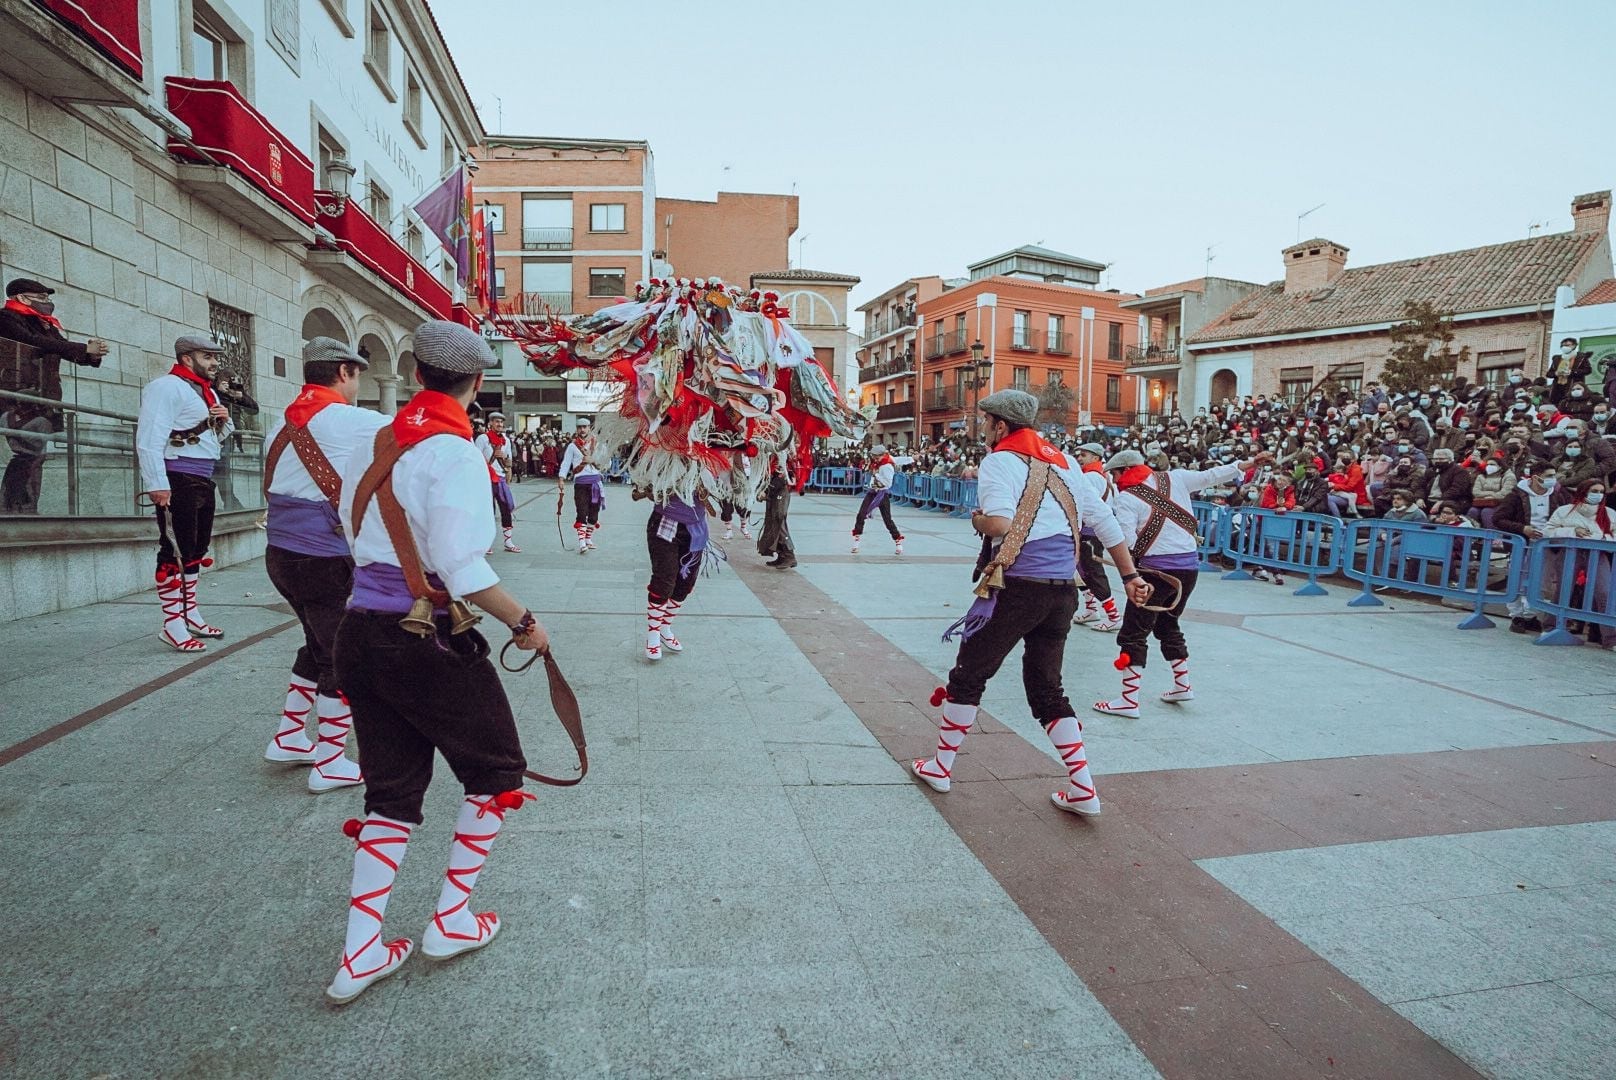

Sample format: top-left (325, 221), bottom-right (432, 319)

top-left (1205, 243), bottom-right (1218, 277)
top-left (1296, 202), bottom-right (1326, 241)
top-left (1526, 220), bottom-right (1543, 237)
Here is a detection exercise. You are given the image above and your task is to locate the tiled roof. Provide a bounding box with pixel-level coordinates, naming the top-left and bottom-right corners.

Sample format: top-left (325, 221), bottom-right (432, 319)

top-left (750, 269), bottom-right (861, 284)
top-left (1572, 278), bottom-right (1616, 307)
top-left (1188, 230), bottom-right (1603, 345)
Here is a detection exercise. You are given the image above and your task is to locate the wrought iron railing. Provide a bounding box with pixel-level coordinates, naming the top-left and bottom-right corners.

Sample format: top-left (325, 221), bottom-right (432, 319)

top-left (522, 227), bottom-right (573, 250)
top-left (1126, 342), bottom-right (1182, 367)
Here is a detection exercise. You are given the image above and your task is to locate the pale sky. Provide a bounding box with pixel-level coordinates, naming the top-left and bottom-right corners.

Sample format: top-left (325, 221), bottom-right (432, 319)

top-left (436, 0), bottom-right (1613, 326)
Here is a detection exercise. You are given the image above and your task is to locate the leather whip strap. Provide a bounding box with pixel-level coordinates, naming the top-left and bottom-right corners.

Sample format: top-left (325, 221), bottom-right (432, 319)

top-left (263, 423), bottom-right (343, 508)
top-left (1125, 471), bottom-right (1200, 562)
top-left (350, 427), bottom-right (449, 607)
top-left (499, 645), bottom-right (589, 786)
top-left (973, 455), bottom-right (1081, 598)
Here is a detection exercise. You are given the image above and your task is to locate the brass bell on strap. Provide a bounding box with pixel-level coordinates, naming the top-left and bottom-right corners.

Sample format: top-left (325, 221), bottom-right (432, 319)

top-left (399, 596), bottom-right (437, 637)
top-left (448, 599), bottom-right (482, 636)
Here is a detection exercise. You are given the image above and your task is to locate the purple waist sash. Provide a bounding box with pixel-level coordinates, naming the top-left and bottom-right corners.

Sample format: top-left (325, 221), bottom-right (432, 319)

top-left (574, 472), bottom-right (604, 506)
top-left (266, 492), bottom-right (348, 557)
top-left (1005, 534), bottom-right (1077, 579)
top-left (349, 562), bottom-right (447, 615)
top-left (167, 457), bottom-right (214, 478)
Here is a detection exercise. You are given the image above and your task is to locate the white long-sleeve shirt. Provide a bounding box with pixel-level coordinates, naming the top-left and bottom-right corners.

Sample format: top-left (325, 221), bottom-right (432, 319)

top-left (977, 450), bottom-right (1125, 550)
top-left (265, 402), bottom-right (388, 500)
top-left (475, 432), bottom-right (508, 479)
top-left (560, 438), bottom-right (601, 480)
top-left (340, 431), bottom-right (498, 599)
top-left (1111, 464), bottom-right (1241, 554)
top-left (867, 462), bottom-right (895, 491)
top-left (135, 373), bottom-right (233, 492)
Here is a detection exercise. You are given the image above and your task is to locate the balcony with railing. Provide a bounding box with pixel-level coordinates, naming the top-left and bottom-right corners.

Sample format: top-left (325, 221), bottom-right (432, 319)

top-left (1125, 342), bottom-right (1183, 370)
top-left (863, 309), bottom-right (917, 341)
top-left (924, 389), bottom-right (963, 411)
top-left (946, 330), bottom-right (970, 355)
top-left (1010, 329), bottom-right (1037, 351)
top-left (500, 291), bottom-right (575, 316)
top-left (923, 336), bottom-right (947, 360)
top-left (858, 354), bottom-right (914, 383)
top-left (874, 401), bottom-right (914, 421)
top-left (1047, 331), bottom-right (1071, 355)
top-left (522, 227), bottom-right (573, 251)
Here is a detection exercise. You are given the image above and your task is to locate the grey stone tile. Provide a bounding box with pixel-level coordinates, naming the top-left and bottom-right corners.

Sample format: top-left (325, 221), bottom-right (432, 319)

top-left (644, 884), bottom-right (857, 969)
top-left (832, 878), bottom-right (1046, 961)
top-left (980, 1042), bottom-right (1163, 1080)
top-left (1395, 983), bottom-right (1616, 1080)
top-left (770, 744), bottom-right (909, 787)
top-left (639, 747), bottom-right (780, 787)
top-left (784, 783), bottom-right (938, 832)
top-left (642, 820), bottom-right (826, 890)
top-left (1558, 972), bottom-right (1616, 1018)
top-left (866, 948), bottom-right (1127, 1058)
top-left (1422, 883), bottom-right (1616, 981)
top-left (3, 894), bottom-right (226, 995)
top-left (803, 822), bottom-right (994, 887)
top-left (1280, 902), bottom-right (1551, 1004)
top-left (1454, 824), bottom-right (1616, 888)
top-left (645, 961), bottom-right (904, 1078)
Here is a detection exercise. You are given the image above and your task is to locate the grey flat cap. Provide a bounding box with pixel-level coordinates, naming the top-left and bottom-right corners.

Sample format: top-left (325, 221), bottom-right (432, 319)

top-left (1076, 442), bottom-right (1106, 456)
top-left (174, 333), bottom-right (225, 356)
top-left (487, 411), bottom-right (505, 420)
top-left (302, 335), bottom-right (366, 368)
top-left (1104, 449), bottom-right (1147, 471)
top-left (978, 388), bottom-right (1038, 427)
top-left (872, 442), bottom-right (887, 456)
top-left (415, 319), bottom-right (497, 374)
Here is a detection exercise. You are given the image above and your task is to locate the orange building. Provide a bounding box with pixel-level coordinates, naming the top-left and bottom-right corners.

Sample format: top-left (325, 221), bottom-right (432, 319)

top-left (915, 246), bottom-right (1142, 439)
top-left (857, 276), bottom-right (951, 448)
top-left (659, 193), bottom-right (799, 288)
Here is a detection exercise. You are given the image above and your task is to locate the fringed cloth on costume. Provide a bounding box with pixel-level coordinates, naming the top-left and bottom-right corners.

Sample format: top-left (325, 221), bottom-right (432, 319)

top-left (941, 535), bottom-right (1076, 643)
top-left (657, 497), bottom-right (726, 578)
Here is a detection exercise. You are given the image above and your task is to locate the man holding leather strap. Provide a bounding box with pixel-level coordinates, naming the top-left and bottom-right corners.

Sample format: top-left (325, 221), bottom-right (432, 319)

top-left (915, 390), bottom-right (1150, 817)
top-left (327, 321), bottom-right (549, 1006)
top-left (260, 337), bottom-right (387, 792)
top-left (1095, 447), bottom-right (1270, 718)
top-left (135, 334), bottom-right (234, 652)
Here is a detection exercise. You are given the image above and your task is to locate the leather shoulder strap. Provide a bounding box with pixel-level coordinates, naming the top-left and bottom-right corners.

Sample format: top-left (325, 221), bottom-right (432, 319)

top-left (1044, 469), bottom-right (1083, 541)
top-left (351, 427), bottom-right (448, 606)
top-left (1126, 471), bottom-right (1201, 560)
top-left (264, 422), bottom-right (342, 507)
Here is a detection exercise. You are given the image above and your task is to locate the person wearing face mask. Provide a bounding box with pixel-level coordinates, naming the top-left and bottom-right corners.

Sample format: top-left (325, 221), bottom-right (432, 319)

top-left (1546, 338), bottom-right (1592, 406)
top-left (1588, 401), bottom-right (1614, 439)
top-left (1555, 438), bottom-right (1605, 490)
top-left (0, 278), bottom-right (109, 419)
top-left (1467, 457), bottom-right (1515, 528)
top-left (1558, 382), bottom-right (1604, 424)
top-left (135, 334), bottom-right (235, 651)
top-left (1429, 416), bottom-right (1465, 455)
top-left (1326, 451), bottom-right (1369, 517)
top-left (1493, 463), bottom-right (1567, 632)
top-left (1541, 479), bottom-right (1613, 646)
top-left (1425, 448), bottom-right (1474, 514)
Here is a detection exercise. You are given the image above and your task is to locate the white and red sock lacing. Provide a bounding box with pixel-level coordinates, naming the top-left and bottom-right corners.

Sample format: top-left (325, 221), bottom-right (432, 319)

top-left (268, 677), bottom-right (317, 757)
top-left (429, 791), bottom-right (533, 948)
top-left (337, 815), bottom-right (413, 981)
top-left (157, 571), bottom-right (203, 651)
top-left (1044, 716), bottom-right (1099, 811)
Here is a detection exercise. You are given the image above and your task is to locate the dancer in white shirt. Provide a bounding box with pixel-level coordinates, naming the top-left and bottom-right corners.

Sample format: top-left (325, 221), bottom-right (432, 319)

top-left (559, 418), bottom-right (603, 554)
top-left (851, 443), bottom-right (903, 555)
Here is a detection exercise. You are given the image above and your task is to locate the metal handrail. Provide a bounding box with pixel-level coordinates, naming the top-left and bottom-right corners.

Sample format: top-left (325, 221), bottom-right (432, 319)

top-left (0, 385), bottom-right (137, 423)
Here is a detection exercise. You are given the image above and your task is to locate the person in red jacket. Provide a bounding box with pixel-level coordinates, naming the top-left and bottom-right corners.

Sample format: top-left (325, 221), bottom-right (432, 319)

top-left (1252, 473), bottom-right (1295, 586)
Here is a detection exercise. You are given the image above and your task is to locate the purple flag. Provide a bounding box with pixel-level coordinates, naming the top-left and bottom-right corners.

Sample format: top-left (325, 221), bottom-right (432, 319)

top-left (411, 165), bottom-right (468, 283)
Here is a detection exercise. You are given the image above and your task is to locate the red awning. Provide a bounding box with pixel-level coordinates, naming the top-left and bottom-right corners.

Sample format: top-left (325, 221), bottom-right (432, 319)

top-left (451, 303), bottom-right (478, 329)
top-left (36, 0), bottom-right (142, 78)
top-left (164, 77), bottom-right (315, 227)
top-left (315, 195), bottom-right (454, 321)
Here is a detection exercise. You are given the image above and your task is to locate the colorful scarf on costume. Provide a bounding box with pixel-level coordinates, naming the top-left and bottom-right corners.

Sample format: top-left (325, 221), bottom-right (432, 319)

top-left (393, 390), bottom-right (472, 448)
top-left (169, 362), bottom-right (218, 406)
top-left (4, 297), bottom-right (60, 329)
top-left (284, 383), bottom-right (346, 427)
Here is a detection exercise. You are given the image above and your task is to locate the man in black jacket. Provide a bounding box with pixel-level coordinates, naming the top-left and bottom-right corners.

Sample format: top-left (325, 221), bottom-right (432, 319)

top-left (1423, 448), bottom-right (1475, 513)
top-left (0, 279), bottom-right (108, 412)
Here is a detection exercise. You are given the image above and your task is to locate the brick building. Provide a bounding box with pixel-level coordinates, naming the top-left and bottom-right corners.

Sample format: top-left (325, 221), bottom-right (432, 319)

top-left (855, 275), bottom-right (951, 448)
top-left (0, 0), bottom-right (483, 616)
top-left (470, 138), bottom-right (798, 429)
top-left (1185, 191), bottom-right (1614, 408)
top-left (916, 247), bottom-right (1141, 440)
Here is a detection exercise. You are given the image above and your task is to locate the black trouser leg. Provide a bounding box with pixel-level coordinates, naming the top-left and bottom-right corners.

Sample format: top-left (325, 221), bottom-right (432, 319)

top-left (266, 546), bottom-right (353, 697)
top-left (646, 512), bottom-right (697, 602)
top-left (1150, 570), bottom-right (1198, 661)
top-left (852, 492), bottom-right (876, 535)
top-left (1019, 585), bottom-right (1080, 722)
top-left (878, 497), bottom-right (900, 539)
top-left (1118, 569), bottom-right (1199, 666)
top-left (156, 471), bottom-right (217, 572)
top-left (1077, 535), bottom-right (1112, 601)
top-left (946, 580), bottom-right (1072, 707)
top-left (493, 485), bottom-right (513, 529)
top-left (574, 482), bottom-right (599, 526)
top-left (334, 611), bottom-right (527, 826)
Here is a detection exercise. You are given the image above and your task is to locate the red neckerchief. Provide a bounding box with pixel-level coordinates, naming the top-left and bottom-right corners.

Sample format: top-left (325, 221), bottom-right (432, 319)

top-left (487, 430), bottom-right (506, 449)
top-left (993, 428), bottom-right (1069, 469)
top-left (393, 390), bottom-right (472, 448)
top-left (169, 363), bottom-right (218, 406)
top-left (484, 429), bottom-right (507, 482)
top-left (4, 297), bottom-right (60, 329)
top-left (874, 454), bottom-right (894, 469)
top-left (1116, 464), bottom-right (1155, 489)
top-left (1080, 460), bottom-right (1104, 474)
top-left (284, 383), bottom-right (346, 427)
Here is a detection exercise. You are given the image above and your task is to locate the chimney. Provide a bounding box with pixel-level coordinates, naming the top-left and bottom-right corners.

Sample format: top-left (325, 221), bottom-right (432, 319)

top-left (1282, 239), bottom-right (1349, 295)
top-left (1571, 190), bottom-right (1611, 235)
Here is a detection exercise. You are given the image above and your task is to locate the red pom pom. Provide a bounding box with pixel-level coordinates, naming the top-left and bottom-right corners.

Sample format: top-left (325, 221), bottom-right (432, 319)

top-left (494, 789), bottom-right (531, 810)
top-left (929, 687), bottom-right (948, 707)
top-left (341, 818), bottom-right (364, 838)
top-left (201, 557), bottom-right (214, 568)
top-left (1112, 654), bottom-right (1132, 671)
top-left (743, 444), bottom-right (759, 457)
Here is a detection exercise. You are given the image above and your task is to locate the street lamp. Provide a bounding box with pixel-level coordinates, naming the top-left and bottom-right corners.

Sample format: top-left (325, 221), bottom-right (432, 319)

top-left (967, 339), bottom-right (990, 441)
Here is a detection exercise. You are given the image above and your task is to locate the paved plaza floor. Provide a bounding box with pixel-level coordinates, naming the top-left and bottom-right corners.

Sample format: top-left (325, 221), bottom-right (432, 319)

top-left (1, 487), bottom-right (1613, 1079)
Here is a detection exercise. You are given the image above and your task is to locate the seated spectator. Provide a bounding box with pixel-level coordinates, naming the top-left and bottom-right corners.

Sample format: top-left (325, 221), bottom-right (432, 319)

top-left (1327, 451), bottom-right (1370, 517)
top-left (1555, 435), bottom-right (1606, 490)
top-left (1385, 490), bottom-right (1427, 522)
top-left (1468, 457), bottom-right (1514, 529)
top-left (1294, 460), bottom-right (1332, 514)
top-left (1543, 479), bottom-right (1612, 647)
top-left (1424, 447), bottom-right (1474, 513)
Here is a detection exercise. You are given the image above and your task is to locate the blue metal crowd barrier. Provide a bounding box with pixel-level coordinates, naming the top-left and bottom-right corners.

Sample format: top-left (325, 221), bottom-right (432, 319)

top-left (931, 477), bottom-right (963, 514)
top-left (1339, 518), bottom-right (1524, 629)
top-left (1190, 500), bottom-right (1229, 572)
top-left (1523, 537), bottom-right (1616, 645)
top-left (1218, 507), bottom-right (1341, 595)
top-left (807, 467), bottom-right (865, 494)
top-left (949, 479), bottom-right (978, 518)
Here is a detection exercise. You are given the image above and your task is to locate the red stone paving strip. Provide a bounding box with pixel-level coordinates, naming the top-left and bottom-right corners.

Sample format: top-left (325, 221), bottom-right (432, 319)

top-left (735, 562), bottom-right (1515, 1079)
top-left (0, 617), bottom-right (298, 769)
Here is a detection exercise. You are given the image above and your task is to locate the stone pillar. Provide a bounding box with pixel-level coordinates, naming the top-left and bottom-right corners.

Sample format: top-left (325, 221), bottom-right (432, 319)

top-left (376, 374), bottom-right (400, 416)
